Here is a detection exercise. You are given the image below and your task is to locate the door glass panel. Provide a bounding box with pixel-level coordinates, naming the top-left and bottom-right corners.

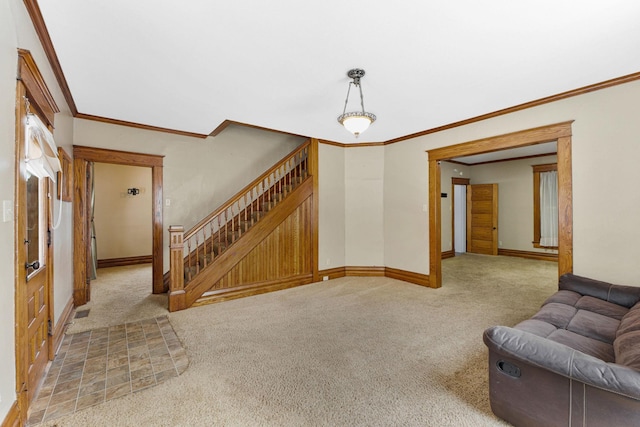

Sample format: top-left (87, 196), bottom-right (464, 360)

top-left (26, 173), bottom-right (42, 276)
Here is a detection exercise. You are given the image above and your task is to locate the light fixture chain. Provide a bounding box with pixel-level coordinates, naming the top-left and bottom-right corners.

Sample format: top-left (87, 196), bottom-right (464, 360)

top-left (358, 83), bottom-right (366, 113)
top-left (342, 82), bottom-right (353, 115)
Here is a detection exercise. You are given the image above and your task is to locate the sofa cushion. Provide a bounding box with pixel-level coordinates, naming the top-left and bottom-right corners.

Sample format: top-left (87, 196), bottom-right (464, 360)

top-left (547, 329), bottom-right (615, 362)
top-left (575, 296), bottom-right (629, 320)
top-left (614, 330), bottom-right (640, 371)
top-left (617, 304), bottom-right (640, 337)
top-left (514, 319), bottom-right (557, 338)
top-left (531, 302), bottom-right (577, 329)
top-left (566, 310), bottom-right (620, 344)
top-left (559, 273), bottom-right (640, 308)
top-left (542, 290), bottom-right (581, 307)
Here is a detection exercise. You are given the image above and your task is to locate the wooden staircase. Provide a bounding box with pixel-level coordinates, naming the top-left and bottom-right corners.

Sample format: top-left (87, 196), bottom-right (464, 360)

top-left (167, 139), bottom-right (318, 311)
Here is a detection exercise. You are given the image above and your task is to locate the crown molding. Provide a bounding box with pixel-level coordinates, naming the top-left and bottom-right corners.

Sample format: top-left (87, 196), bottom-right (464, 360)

top-left (210, 119), bottom-right (308, 139)
top-left (23, 0), bottom-right (77, 115)
top-left (385, 71), bottom-right (640, 145)
top-left (75, 113), bottom-right (208, 139)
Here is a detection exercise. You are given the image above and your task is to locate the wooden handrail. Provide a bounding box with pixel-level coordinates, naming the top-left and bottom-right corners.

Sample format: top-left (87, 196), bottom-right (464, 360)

top-left (184, 139), bottom-right (311, 239)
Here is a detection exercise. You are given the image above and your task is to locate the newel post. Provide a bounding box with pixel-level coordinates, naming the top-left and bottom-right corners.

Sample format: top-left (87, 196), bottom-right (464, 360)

top-left (169, 225), bottom-right (187, 311)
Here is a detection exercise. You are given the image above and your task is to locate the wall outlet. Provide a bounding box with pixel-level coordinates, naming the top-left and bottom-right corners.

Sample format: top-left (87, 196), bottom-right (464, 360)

top-left (499, 240), bottom-right (503, 247)
top-left (323, 276), bottom-right (329, 281)
top-left (326, 258), bottom-right (330, 266)
top-left (165, 199), bottom-right (171, 206)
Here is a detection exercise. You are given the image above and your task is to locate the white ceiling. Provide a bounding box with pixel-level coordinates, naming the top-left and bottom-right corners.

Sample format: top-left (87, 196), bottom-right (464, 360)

top-left (37, 1), bottom-right (640, 144)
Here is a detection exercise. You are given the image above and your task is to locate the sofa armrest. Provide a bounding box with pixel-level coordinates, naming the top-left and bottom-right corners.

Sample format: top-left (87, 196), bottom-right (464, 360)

top-left (559, 273), bottom-right (640, 308)
top-left (484, 325), bottom-right (640, 400)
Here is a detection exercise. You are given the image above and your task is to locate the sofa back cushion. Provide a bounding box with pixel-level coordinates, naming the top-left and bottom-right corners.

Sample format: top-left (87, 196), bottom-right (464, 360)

top-left (614, 303), bottom-right (640, 370)
top-left (559, 274), bottom-right (640, 308)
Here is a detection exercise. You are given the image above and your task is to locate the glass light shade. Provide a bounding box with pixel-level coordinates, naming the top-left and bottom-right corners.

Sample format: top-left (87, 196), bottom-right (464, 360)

top-left (337, 112), bottom-right (376, 137)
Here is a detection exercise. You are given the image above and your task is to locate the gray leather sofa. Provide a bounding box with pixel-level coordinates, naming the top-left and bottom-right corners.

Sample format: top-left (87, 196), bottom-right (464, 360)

top-left (483, 273), bottom-right (640, 426)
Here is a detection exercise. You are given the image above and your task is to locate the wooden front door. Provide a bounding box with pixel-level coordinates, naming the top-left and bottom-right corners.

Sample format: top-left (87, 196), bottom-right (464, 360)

top-left (466, 184), bottom-right (498, 255)
top-left (17, 114), bottom-right (53, 404)
top-left (25, 258), bottom-right (50, 401)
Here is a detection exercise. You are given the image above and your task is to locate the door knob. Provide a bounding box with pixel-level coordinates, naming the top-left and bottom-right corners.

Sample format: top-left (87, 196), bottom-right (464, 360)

top-left (25, 261), bottom-right (40, 270)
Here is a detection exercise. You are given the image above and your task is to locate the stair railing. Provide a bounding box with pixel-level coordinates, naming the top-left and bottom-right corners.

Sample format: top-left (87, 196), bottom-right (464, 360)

top-left (168, 139), bottom-right (310, 311)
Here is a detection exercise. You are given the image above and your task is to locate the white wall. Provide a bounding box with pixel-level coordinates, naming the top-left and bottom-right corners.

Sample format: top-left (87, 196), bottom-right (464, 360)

top-left (0, 0), bottom-right (19, 416)
top-left (73, 120), bottom-right (305, 271)
top-left (471, 155), bottom-right (557, 253)
top-left (94, 164), bottom-right (153, 259)
top-left (383, 79), bottom-right (640, 285)
top-left (318, 143), bottom-right (345, 269)
top-left (1, 0), bottom-right (75, 420)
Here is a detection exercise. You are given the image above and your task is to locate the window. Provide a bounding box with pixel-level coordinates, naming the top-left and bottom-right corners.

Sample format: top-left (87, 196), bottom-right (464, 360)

top-left (532, 163), bottom-right (558, 248)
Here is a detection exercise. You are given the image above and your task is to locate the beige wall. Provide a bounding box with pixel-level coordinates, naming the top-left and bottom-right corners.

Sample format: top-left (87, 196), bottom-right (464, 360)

top-left (383, 79), bottom-right (640, 285)
top-left (1, 0), bottom-right (75, 419)
top-left (73, 120), bottom-right (305, 271)
top-left (382, 142), bottom-right (429, 273)
top-left (345, 146), bottom-right (385, 266)
top-left (94, 164), bottom-right (153, 259)
top-left (318, 143), bottom-right (345, 270)
top-left (471, 155), bottom-right (557, 254)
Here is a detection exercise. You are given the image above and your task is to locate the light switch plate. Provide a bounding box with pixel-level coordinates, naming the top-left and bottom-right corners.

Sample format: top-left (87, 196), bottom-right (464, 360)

top-left (3, 200), bottom-right (12, 222)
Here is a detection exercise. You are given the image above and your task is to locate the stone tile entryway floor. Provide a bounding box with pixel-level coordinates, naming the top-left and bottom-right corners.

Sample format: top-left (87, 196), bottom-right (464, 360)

top-left (28, 316), bottom-right (188, 425)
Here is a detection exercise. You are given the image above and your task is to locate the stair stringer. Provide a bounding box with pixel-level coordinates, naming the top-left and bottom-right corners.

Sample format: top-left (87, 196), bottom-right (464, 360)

top-left (183, 178), bottom-right (314, 308)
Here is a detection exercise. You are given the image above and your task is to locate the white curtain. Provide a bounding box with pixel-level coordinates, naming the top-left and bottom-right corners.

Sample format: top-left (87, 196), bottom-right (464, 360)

top-left (540, 170), bottom-right (558, 247)
top-left (25, 113), bottom-right (61, 180)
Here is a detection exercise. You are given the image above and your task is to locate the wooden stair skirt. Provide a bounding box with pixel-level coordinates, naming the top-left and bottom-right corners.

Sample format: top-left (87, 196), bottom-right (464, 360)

top-left (168, 139), bottom-right (317, 311)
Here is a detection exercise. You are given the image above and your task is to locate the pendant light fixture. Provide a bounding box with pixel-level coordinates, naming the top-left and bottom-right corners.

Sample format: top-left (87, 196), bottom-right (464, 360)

top-left (337, 68), bottom-right (376, 138)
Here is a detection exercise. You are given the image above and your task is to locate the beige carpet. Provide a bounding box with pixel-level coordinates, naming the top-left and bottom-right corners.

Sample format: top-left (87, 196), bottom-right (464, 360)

top-left (47, 254), bottom-right (557, 426)
top-left (66, 264), bottom-right (168, 334)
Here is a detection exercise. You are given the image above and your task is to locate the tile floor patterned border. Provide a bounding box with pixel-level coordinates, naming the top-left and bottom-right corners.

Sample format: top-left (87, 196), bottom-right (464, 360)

top-left (27, 316), bottom-right (188, 425)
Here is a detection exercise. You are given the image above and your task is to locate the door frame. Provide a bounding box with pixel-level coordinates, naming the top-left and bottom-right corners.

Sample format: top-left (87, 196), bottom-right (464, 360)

top-left (451, 177), bottom-right (469, 254)
top-left (73, 146), bottom-right (165, 306)
top-left (428, 121), bottom-right (573, 288)
top-left (14, 49), bottom-right (60, 423)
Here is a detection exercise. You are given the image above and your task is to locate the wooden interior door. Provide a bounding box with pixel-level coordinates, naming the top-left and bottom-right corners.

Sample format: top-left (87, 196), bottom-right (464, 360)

top-left (466, 183), bottom-right (498, 255)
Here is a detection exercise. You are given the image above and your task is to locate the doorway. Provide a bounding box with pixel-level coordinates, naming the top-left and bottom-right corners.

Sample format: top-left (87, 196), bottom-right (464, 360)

top-left (427, 122), bottom-right (573, 288)
top-left (453, 181), bottom-right (468, 254)
top-left (73, 146), bottom-right (165, 307)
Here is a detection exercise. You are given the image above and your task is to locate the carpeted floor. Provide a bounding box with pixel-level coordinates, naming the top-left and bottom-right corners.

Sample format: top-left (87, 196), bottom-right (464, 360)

top-left (66, 264), bottom-right (169, 334)
top-left (45, 253), bottom-right (557, 426)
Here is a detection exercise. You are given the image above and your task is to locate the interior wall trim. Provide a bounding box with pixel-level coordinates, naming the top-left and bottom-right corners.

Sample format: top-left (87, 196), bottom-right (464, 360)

top-left (51, 297), bottom-right (74, 357)
top-left (317, 267), bottom-right (347, 280)
top-left (0, 400), bottom-right (19, 427)
top-left (318, 139), bottom-right (386, 148)
top-left (498, 248), bottom-right (558, 262)
top-left (22, 0), bottom-right (77, 115)
top-left (441, 250), bottom-right (455, 260)
top-left (210, 119), bottom-right (307, 139)
top-left (75, 113), bottom-right (208, 139)
top-left (386, 71), bottom-right (640, 145)
top-left (317, 267), bottom-right (430, 287)
top-left (17, 49), bottom-right (59, 126)
top-left (384, 267), bottom-right (430, 287)
top-left (97, 256), bottom-right (153, 269)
